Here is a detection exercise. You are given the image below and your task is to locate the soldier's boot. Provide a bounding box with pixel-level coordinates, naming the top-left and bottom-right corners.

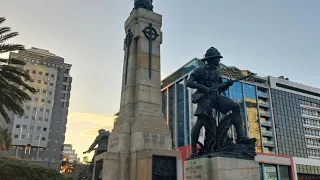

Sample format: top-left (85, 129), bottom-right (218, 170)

top-left (232, 114), bottom-right (256, 144)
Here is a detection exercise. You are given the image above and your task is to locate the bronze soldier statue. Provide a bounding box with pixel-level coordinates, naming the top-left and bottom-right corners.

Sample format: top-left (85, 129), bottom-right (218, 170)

top-left (134, 0), bottom-right (153, 11)
top-left (187, 47), bottom-right (255, 157)
top-left (83, 129), bottom-right (110, 180)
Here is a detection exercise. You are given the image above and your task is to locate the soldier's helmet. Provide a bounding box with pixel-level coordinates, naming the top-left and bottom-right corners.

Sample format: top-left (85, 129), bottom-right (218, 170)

top-left (202, 47), bottom-right (223, 61)
top-left (98, 129), bottom-right (106, 132)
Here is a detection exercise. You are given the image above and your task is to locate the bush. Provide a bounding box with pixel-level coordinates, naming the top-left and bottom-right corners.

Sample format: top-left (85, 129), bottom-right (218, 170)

top-left (0, 157), bottom-right (70, 180)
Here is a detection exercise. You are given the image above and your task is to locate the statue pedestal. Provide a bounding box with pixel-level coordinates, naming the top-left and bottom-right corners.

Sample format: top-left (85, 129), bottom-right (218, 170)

top-left (95, 149), bottom-right (182, 180)
top-left (184, 157), bottom-right (260, 180)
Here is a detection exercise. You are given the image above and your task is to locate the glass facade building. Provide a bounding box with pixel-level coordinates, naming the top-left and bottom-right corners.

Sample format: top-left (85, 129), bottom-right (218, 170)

top-left (160, 58), bottom-right (288, 179)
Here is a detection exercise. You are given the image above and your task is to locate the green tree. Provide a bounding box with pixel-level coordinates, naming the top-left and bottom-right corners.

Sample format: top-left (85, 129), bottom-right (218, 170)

top-left (0, 157), bottom-right (71, 180)
top-left (77, 156), bottom-right (91, 180)
top-left (0, 126), bottom-right (11, 153)
top-left (0, 17), bottom-right (36, 123)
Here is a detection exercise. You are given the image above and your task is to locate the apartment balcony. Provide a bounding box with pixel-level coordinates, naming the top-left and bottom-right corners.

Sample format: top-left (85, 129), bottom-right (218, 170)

top-left (303, 124), bottom-right (320, 130)
top-left (262, 131), bottom-right (273, 137)
top-left (260, 111), bottom-right (271, 117)
top-left (263, 141), bottom-right (275, 147)
top-left (307, 145), bottom-right (320, 150)
top-left (259, 102), bottom-right (270, 108)
top-left (257, 92), bottom-right (269, 98)
top-left (261, 121), bottom-right (273, 128)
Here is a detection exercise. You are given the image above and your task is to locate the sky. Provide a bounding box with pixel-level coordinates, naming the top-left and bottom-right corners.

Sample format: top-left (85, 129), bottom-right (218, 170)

top-left (1, 0), bottom-right (320, 161)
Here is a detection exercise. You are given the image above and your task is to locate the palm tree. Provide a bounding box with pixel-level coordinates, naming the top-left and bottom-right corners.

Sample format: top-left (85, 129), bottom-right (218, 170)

top-left (0, 17), bottom-right (36, 123)
top-left (0, 126), bottom-right (11, 153)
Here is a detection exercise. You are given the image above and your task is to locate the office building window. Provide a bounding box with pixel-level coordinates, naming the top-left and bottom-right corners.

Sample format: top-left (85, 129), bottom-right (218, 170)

top-left (44, 118), bottom-right (49, 122)
top-left (39, 71), bottom-right (42, 75)
top-left (32, 70), bottom-right (36, 74)
top-left (43, 127), bottom-right (47, 131)
top-left (42, 137), bottom-right (45, 141)
top-left (41, 99), bottom-right (45, 102)
top-left (61, 93), bottom-right (66, 99)
top-left (63, 77), bottom-right (68, 82)
top-left (16, 125), bottom-right (20, 128)
top-left (265, 164), bottom-right (277, 179)
top-left (30, 79), bottom-right (34, 83)
top-left (38, 117), bottom-right (43, 121)
top-left (177, 80), bottom-right (185, 147)
top-left (49, 91), bottom-right (52, 95)
top-left (50, 83), bottom-right (53, 86)
top-left (51, 74), bottom-right (54, 78)
top-left (14, 135), bottom-right (18, 138)
top-left (168, 85), bottom-right (176, 148)
top-left (244, 84), bottom-right (261, 152)
top-left (37, 80), bottom-right (41, 83)
top-left (45, 73), bottom-right (49, 76)
top-left (47, 100), bottom-right (51, 104)
top-left (62, 85), bottom-right (67, 91)
top-left (43, 90), bottom-right (47, 93)
top-left (44, 81), bottom-right (48, 85)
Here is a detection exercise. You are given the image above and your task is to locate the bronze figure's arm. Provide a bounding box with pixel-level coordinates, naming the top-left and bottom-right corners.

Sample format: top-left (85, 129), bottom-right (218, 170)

top-left (186, 74), bottom-right (211, 94)
top-left (83, 136), bottom-right (100, 154)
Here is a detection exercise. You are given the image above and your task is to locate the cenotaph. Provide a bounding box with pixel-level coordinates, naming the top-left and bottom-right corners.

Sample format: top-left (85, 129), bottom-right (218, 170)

top-left (93, 1), bottom-right (182, 180)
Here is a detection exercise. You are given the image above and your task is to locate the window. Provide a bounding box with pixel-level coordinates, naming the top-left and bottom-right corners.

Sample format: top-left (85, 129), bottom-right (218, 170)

top-left (51, 74), bottom-right (54, 78)
top-left (30, 79), bottom-right (34, 83)
top-left (21, 135), bottom-right (26, 139)
top-left (40, 108), bottom-right (44, 111)
top-left (26, 70), bottom-right (30, 73)
top-left (50, 83), bottom-right (53, 86)
top-left (61, 93), bottom-right (66, 99)
top-left (37, 80), bottom-right (41, 83)
top-left (45, 73), bottom-right (49, 76)
top-left (62, 85), bottom-right (67, 91)
top-left (32, 70), bottom-right (36, 74)
top-left (43, 127), bottom-right (47, 131)
top-left (41, 99), bottom-right (45, 102)
top-left (33, 107), bottom-right (37, 110)
top-left (44, 81), bottom-right (48, 85)
top-left (61, 102), bottom-right (65, 108)
top-left (46, 109), bottom-right (50, 113)
top-left (14, 135), bottom-right (18, 138)
top-left (43, 90), bottom-right (47, 93)
top-left (57, 121), bottom-right (61, 124)
top-left (39, 71), bottom-right (42, 75)
top-left (49, 91), bottom-right (52, 95)
top-left (16, 125), bottom-right (20, 128)
top-left (36, 89), bottom-right (40, 92)
top-left (63, 77), bottom-right (68, 82)
top-left (47, 100), bottom-right (51, 104)
top-left (42, 137), bottom-right (46, 141)
top-left (22, 125), bottom-right (27, 128)
top-left (30, 126), bottom-right (34, 129)
top-left (64, 69), bottom-right (69, 74)
top-left (38, 117), bottom-right (42, 121)
top-left (44, 118), bottom-right (49, 122)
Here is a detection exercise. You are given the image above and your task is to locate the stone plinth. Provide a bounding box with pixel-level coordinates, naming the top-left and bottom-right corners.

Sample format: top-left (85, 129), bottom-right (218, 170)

top-left (95, 149), bottom-right (182, 180)
top-left (184, 157), bottom-right (259, 180)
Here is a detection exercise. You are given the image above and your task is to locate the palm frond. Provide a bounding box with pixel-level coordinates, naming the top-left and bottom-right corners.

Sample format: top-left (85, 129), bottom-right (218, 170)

top-left (0, 44), bottom-right (24, 53)
top-left (0, 27), bottom-right (10, 35)
top-left (0, 17), bottom-right (5, 24)
top-left (0, 32), bottom-right (19, 43)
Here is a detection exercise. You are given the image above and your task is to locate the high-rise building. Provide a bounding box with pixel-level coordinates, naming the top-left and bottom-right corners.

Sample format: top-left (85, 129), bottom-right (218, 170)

top-left (6, 47), bottom-right (72, 171)
top-left (62, 144), bottom-right (78, 163)
top-left (269, 76), bottom-right (320, 180)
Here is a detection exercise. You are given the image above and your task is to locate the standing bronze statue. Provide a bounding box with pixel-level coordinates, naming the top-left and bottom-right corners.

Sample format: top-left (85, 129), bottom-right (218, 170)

top-left (187, 47), bottom-right (257, 159)
top-left (83, 129), bottom-right (110, 180)
top-left (134, 0), bottom-right (153, 11)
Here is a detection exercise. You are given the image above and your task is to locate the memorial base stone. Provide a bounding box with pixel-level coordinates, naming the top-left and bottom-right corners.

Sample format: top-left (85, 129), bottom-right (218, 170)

top-left (184, 157), bottom-right (259, 180)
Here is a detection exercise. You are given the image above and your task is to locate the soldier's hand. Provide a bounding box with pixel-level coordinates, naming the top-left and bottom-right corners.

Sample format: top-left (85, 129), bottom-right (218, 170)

top-left (226, 80), bottom-right (234, 86)
top-left (202, 87), bottom-right (211, 94)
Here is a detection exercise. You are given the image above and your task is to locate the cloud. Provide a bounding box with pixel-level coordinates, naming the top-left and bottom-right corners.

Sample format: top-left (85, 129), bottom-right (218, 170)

top-left (65, 112), bottom-right (115, 162)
